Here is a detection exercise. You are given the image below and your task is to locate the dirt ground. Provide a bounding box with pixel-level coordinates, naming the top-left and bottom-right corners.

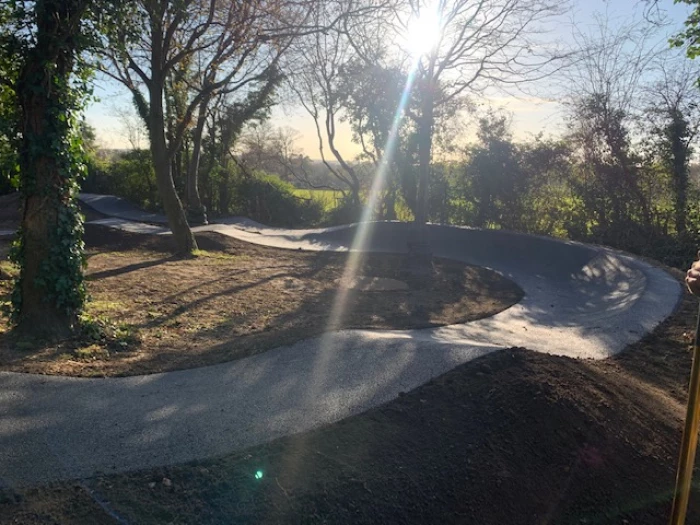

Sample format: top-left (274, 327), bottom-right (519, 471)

top-left (0, 268), bottom-right (696, 524)
top-left (0, 224), bottom-right (521, 376)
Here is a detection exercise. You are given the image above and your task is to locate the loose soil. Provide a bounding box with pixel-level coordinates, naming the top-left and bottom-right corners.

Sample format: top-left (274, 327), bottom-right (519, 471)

top-left (0, 224), bottom-right (522, 377)
top-left (0, 269), bottom-right (697, 524)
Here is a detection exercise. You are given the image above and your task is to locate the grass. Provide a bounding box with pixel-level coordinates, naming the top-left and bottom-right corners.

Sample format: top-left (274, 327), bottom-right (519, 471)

top-left (0, 230), bottom-right (523, 377)
top-left (291, 188), bottom-right (416, 221)
top-left (291, 188), bottom-right (343, 212)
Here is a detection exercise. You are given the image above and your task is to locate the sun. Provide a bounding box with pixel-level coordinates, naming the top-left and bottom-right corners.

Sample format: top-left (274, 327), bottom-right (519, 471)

top-left (406, 7), bottom-right (442, 57)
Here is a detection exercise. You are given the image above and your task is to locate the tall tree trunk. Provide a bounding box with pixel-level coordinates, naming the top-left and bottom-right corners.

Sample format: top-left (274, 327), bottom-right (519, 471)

top-left (403, 74), bottom-right (435, 286)
top-left (148, 22), bottom-right (197, 255)
top-left (186, 97), bottom-right (209, 224)
top-left (149, 82), bottom-right (197, 255)
top-left (670, 115), bottom-right (689, 235)
top-left (415, 110), bottom-right (433, 226)
top-left (17, 92), bottom-right (74, 334)
top-left (415, 57), bottom-right (437, 227)
top-left (15, 0), bottom-right (88, 335)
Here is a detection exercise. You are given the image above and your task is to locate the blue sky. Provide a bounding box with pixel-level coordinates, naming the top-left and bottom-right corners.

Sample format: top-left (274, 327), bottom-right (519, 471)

top-left (85, 0), bottom-right (695, 158)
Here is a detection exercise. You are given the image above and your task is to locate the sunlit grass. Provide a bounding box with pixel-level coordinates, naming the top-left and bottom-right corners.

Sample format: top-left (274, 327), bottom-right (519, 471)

top-left (291, 189), bottom-right (342, 212)
top-left (192, 249), bottom-right (247, 262)
top-left (293, 188), bottom-right (415, 222)
top-left (88, 299), bottom-right (126, 313)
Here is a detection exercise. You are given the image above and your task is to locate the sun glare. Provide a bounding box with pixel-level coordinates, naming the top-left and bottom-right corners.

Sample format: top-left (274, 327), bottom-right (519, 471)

top-left (406, 7), bottom-right (442, 57)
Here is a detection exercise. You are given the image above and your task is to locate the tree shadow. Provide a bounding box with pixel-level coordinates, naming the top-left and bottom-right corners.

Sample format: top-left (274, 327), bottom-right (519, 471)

top-left (86, 257), bottom-right (176, 281)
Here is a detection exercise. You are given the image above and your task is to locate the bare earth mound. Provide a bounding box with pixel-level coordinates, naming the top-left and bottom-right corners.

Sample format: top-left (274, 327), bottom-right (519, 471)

top-left (0, 225), bottom-right (523, 377)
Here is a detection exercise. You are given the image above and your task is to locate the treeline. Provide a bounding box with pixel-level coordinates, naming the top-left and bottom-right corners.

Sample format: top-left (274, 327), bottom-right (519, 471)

top-left (78, 90), bottom-right (700, 271)
top-left (233, 105), bottom-right (700, 268)
top-left (82, 148), bottom-right (326, 228)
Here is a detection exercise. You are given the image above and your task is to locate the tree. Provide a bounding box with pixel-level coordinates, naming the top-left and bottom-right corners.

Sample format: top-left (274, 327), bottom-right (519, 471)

top-left (287, 11), bottom-right (364, 206)
top-left (563, 13), bottom-right (679, 243)
top-left (1, 0), bottom-right (122, 334)
top-left (644, 59), bottom-right (700, 234)
top-left (389, 0), bottom-right (564, 234)
top-left (103, 0), bottom-right (307, 253)
top-left (286, 0), bottom-right (400, 208)
top-left (462, 111), bottom-right (522, 228)
top-left (338, 57), bottom-right (419, 220)
top-left (672, 1), bottom-right (700, 61)
top-left (200, 78), bottom-right (281, 214)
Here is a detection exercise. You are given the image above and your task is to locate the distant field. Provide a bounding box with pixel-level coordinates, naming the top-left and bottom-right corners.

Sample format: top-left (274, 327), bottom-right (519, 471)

top-left (292, 187), bottom-right (415, 221)
top-left (292, 188), bottom-right (343, 211)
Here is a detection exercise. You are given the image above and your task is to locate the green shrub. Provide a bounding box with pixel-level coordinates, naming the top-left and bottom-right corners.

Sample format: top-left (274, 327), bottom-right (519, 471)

top-left (83, 150), bottom-right (159, 211)
top-left (226, 169), bottom-right (323, 227)
top-left (323, 195), bottom-right (363, 225)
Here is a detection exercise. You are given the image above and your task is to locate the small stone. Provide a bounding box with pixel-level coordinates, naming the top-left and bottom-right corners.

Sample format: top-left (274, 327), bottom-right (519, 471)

top-left (162, 477), bottom-right (172, 487)
top-left (148, 482), bottom-right (156, 489)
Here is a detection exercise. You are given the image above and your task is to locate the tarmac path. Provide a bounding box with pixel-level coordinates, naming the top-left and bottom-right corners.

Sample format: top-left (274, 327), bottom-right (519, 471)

top-left (0, 194), bottom-right (681, 488)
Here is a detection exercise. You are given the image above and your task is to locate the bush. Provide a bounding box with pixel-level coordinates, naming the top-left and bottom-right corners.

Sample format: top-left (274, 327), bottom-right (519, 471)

top-left (323, 195), bottom-right (363, 226)
top-left (0, 136), bottom-right (18, 195)
top-left (226, 169), bottom-right (323, 227)
top-left (82, 150), bottom-right (159, 211)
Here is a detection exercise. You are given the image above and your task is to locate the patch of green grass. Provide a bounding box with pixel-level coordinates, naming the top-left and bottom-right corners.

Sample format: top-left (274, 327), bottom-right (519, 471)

top-left (79, 313), bottom-right (139, 350)
top-left (0, 260), bottom-right (18, 279)
top-left (292, 189), bottom-right (343, 212)
top-left (87, 299), bottom-right (126, 313)
top-left (192, 249), bottom-right (245, 261)
top-left (292, 188), bottom-right (416, 222)
top-left (73, 344), bottom-right (110, 361)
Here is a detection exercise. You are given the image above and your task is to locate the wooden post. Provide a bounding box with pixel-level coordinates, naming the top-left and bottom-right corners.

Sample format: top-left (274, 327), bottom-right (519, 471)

top-left (669, 303), bottom-right (700, 525)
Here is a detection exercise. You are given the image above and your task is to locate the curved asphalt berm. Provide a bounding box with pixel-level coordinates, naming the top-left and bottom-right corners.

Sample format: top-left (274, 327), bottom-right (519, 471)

top-left (0, 195), bottom-right (681, 489)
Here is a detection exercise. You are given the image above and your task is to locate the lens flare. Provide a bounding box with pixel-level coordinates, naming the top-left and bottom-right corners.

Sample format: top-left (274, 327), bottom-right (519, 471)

top-left (278, 50), bottom-right (425, 492)
top-left (305, 55), bottom-right (423, 395)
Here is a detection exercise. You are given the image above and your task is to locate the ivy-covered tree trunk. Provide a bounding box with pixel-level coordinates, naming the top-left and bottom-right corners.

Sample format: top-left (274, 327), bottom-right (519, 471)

top-left (13, 0), bottom-right (88, 336)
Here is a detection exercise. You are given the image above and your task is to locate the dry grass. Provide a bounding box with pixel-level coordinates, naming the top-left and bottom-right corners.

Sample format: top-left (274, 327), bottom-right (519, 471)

top-left (0, 228), bottom-right (522, 377)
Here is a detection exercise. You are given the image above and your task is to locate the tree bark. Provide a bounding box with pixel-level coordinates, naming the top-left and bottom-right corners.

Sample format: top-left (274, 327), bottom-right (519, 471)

top-left (186, 97), bottom-right (209, 224)
top-left (401, 76), bottom-right (435, 286)
top-left (148, 19), bottom-right (197, 255)
top-left (15, 0), bottom-right (87, 335)
top-left (149, 82), bottom-right (198, 255)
